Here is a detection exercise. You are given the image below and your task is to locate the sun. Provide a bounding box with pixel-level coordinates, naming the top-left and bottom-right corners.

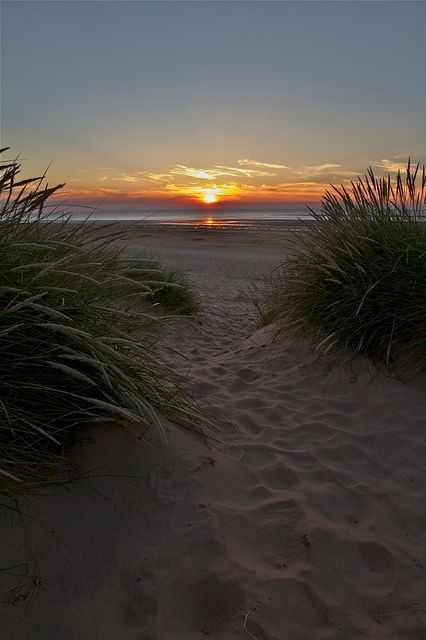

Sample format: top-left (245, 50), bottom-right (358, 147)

top-left (201, 190), bottom-right (218, 204)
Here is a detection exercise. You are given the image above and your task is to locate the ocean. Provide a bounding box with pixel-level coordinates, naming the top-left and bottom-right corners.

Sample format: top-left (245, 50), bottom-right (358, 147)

top-left (68, 208), bottom-right (316, 231)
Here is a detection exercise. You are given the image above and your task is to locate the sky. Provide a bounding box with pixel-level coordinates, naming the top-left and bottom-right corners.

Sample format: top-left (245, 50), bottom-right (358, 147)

top-left (2, 0), bottom-right (426, 212)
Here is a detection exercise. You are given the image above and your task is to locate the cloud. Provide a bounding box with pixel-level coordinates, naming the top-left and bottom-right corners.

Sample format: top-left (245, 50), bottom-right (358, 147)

top-left (170, 164), bottom-right (275, 180)
top-left (59, 187), bottom-right (123, 199)
top-left (118, 174), bottom-right (138, 182)
top-left (170, 165), bottom-right (230, 180)
top-left (261, 181), bottom-right (326, 193)
top-left (59, 178), bottom-right (327, 206)
top-left (94, 161), bottom-right (284, 190)
top-left (98, 170), bottom-right (173, 184)
top-left (71, 158), bottom-right (363, 206)
top-left (295, 163), bottom-right (342, 177)
top-left (372, 158), bottom-right (409, 173)
top-left (238, 158), bottom-right (290, 169)
top-left (98, 172), bottom-right (139, 183)
top-left (325, 170), bottom-right (360, 179)
top-left (141, 172), bottom-right (172, 182)
top-left (215, 165), bottom-right (276, 178)
top-left (165, 181), bottom-right (241, 200)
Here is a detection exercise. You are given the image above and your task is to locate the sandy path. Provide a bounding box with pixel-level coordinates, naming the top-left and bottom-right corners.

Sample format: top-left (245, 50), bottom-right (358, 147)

top-left (1, 228), bottom-right (425, 639)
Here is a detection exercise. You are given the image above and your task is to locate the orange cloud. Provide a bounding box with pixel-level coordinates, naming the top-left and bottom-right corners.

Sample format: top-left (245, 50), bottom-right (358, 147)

top-left (372, 158), bottom-right (409, 173)
top-left (52, 156), bottom-right (383, 210)
top-left (165, 181), bottom-right (241, 202)
top-left (170, 164), bottom-right (275, 180)
top-left (215, 165), bottom-right (276, 177)
top-left (237, 158), bottom-right (290, 169)
top-left (295, 163), bottom-right (342, 177)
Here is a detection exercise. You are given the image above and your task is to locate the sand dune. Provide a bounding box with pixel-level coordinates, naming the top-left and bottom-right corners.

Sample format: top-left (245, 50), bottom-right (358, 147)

top-left (1, 228), bottom-right (425, 639)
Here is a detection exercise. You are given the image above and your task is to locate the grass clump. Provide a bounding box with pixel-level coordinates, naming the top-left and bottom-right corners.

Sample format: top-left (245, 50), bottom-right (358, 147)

top-left (0, 149), bottom-right (212, 494)
top-left (258, 161), bottom-right (426, 373)
top-left (117, 257), bottom-right (199, 315)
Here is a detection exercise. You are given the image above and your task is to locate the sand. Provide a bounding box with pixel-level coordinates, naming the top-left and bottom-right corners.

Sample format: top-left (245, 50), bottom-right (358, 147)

top-left (1, 227), bottom-right (425, 639)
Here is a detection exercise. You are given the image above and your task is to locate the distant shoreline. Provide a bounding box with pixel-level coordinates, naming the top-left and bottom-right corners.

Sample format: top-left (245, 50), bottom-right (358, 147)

top-left (62, 216), bottom-right (314, 232)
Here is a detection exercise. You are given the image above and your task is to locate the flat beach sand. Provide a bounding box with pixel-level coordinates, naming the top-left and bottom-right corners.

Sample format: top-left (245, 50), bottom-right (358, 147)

top-left (1, 227), bottom-right (425, 639)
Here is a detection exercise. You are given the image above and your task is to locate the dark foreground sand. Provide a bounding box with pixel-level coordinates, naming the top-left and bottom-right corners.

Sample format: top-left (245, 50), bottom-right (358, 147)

top-left (1, 227), bottom-right (425, 639)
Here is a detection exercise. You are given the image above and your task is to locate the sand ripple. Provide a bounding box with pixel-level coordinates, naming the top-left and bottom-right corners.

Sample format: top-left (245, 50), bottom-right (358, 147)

top-left (1, 231), bottom-right (425, 639)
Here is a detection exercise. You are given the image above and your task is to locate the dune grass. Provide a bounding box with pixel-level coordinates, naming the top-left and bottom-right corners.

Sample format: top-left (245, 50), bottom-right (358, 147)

top-left (117, 257), bottom-right (199, 315)
top-left (0, 149), bottom-right (211, 494)
top-left (258, 161), bottom-right (426, 374)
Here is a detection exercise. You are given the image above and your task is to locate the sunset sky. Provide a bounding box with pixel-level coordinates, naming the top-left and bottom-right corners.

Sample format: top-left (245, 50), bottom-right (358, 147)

top-left (2, 0), bottom-right (426, 212)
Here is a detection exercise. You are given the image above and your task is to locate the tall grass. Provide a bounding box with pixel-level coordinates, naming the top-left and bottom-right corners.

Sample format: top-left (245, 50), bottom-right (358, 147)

top-left (258, 161), bottom-right (426, 373)
top-left (117, 257), bottom-right (199, 315)
top-left (0, 149), bottom-right (212, 494)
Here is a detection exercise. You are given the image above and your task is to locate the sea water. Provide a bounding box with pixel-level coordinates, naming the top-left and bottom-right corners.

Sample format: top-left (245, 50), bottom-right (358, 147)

top-left (68, 208), bottom-right (315, 231)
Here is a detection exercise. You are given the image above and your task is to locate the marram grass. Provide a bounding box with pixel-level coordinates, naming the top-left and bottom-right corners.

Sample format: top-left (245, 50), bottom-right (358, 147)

top-left (116, 257), bottom-right (200, 315)
top-left (0, 149), bottom-right (212, 494)
top-left (258, 161), bottom-right (426, 374)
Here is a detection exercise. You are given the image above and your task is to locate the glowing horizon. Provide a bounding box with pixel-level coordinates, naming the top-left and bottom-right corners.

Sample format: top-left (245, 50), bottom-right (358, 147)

top-left (44, 156), bottom-right (422, 213)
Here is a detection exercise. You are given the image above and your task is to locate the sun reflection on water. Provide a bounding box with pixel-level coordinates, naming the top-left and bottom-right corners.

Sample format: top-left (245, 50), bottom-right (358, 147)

top-left (156, 216), bottom-right (257, 229)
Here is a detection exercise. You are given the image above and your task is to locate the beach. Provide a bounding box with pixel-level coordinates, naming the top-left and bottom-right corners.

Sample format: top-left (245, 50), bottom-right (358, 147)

top-left (1, 226), bottom-right (425, 639)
